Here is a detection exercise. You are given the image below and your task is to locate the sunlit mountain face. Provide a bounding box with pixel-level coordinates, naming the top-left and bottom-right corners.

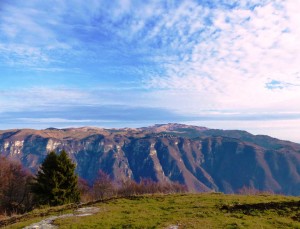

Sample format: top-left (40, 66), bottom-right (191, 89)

top-left (1, 124), bottom-right (300, 195)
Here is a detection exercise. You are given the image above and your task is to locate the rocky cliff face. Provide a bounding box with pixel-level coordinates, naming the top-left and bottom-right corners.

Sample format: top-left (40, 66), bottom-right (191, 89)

top-left (0, 124), bottom-right (299, 195)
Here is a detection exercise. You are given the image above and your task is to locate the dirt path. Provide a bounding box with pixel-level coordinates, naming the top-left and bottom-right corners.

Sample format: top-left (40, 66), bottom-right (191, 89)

top-left (166, 225), bottom-right (179, 229)
top-left (23, 207), bottom-right (99, 229)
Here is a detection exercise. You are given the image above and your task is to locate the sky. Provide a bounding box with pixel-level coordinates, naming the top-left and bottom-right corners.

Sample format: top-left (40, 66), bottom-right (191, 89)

top-left (1, 0), bottom-right (300, 142)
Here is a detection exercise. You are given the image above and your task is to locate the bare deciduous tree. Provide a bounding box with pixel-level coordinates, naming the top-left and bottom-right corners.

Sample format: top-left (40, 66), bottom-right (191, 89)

top-left (91, 170), bottom-right (115, 200)
top-left (0, 157), bottom-right (33, 215)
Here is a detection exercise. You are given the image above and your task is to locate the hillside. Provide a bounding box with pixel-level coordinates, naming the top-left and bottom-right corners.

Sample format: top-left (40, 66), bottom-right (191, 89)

top-left (0, 123), bottom-right (300, 195)
top-left (5, 193), bottom-right (300, 229)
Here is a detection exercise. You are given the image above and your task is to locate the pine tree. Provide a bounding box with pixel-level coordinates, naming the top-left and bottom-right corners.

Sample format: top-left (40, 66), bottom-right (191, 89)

top-left (32, 150), bottom-right (80, 206)
top-left (57, 150), bottom-right (80, 204)
top-left (32, 151), bottom-right (59, 205)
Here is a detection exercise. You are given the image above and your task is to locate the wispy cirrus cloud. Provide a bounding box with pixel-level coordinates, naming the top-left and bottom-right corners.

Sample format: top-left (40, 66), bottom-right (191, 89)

top-left (1, 0), bottom-right (300, 141)
top-left (143, 1), bottom-right (300, 114)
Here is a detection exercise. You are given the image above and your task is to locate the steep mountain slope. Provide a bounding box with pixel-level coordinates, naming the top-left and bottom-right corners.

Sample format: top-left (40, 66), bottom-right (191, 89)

top-left (0, 124), bottom-right (299, 195)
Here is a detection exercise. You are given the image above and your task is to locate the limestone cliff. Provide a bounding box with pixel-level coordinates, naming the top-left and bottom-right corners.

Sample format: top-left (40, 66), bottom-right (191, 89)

top-left (0, 124), bottom-right (299, 195)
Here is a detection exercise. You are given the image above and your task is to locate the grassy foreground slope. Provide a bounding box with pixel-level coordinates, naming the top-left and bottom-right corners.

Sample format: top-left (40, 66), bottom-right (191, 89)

top-left (7, 193), bottom-right (300, 229)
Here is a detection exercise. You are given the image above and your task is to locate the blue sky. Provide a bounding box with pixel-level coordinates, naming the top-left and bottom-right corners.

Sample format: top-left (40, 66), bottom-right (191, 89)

top-left (1, 0), bottom-right (300, 142)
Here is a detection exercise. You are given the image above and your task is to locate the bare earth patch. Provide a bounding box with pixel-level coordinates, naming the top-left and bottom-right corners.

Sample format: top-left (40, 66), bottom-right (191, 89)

top-left (166, 225), bottom-right (179, 229)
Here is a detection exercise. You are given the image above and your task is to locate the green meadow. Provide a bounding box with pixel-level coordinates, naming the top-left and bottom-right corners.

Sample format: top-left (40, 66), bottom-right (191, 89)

top-left (5, 193), bottom-right (300, 229)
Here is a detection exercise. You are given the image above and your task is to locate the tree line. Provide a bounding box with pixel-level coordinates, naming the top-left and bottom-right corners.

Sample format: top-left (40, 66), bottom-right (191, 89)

top-left (0, 150), bottom-right (187, 217)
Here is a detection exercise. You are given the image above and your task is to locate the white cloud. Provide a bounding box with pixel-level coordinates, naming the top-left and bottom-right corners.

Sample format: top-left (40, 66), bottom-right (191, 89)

top-left (0, 87), bottom-right (90, 112)
top-left (0, 1), bottom-right (83, 67)
top-left (0, 85), bottom-right (154, 114)
top-left (17, 118), bottom-right (94, 123)
top-left (0, 44), bottom-right (49, 66)
top-left (144, 0), bottom-right (300, 115)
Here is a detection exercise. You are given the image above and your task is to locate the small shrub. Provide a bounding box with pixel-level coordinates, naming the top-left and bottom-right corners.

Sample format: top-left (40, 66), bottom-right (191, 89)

top-left (117, 179), bottom-right (187, 197)
top-left (91, 170), bottom-right (115, 200)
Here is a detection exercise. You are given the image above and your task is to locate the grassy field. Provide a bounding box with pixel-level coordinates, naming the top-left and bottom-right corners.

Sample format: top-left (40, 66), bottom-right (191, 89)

top-left (4, 193), bottom-right (300, 229)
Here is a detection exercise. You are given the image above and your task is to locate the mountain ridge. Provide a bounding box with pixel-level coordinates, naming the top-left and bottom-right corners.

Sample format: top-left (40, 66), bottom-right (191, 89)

top-left (0, 123), bottom-right (299, 195)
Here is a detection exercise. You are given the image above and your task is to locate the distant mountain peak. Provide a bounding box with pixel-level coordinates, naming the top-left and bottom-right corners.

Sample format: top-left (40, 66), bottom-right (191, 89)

top-left (1, 124), bottom-right (300, 195)
top-left (140, 123), bottom-right (209, 133)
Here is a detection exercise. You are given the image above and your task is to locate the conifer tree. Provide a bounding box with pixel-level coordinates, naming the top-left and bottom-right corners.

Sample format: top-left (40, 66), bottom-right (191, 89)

top-left (32, 150), bottom-right (80, 206)
top-left (57, 150), bottom-right (80, 204)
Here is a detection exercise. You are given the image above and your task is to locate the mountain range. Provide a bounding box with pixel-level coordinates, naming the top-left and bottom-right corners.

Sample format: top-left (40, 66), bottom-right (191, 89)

top-left (0, 123), bottom-right (299, 195)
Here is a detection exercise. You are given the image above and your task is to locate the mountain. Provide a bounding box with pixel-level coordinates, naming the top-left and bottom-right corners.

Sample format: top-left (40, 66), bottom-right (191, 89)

top-left (0, 124), bottom-right (299, 195)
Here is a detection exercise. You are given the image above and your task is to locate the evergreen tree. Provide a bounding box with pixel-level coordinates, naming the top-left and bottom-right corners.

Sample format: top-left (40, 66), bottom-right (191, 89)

top-left (32, 150), bottom-right (80, 206)
top-left (57, 150), bottom-right (80, 204)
